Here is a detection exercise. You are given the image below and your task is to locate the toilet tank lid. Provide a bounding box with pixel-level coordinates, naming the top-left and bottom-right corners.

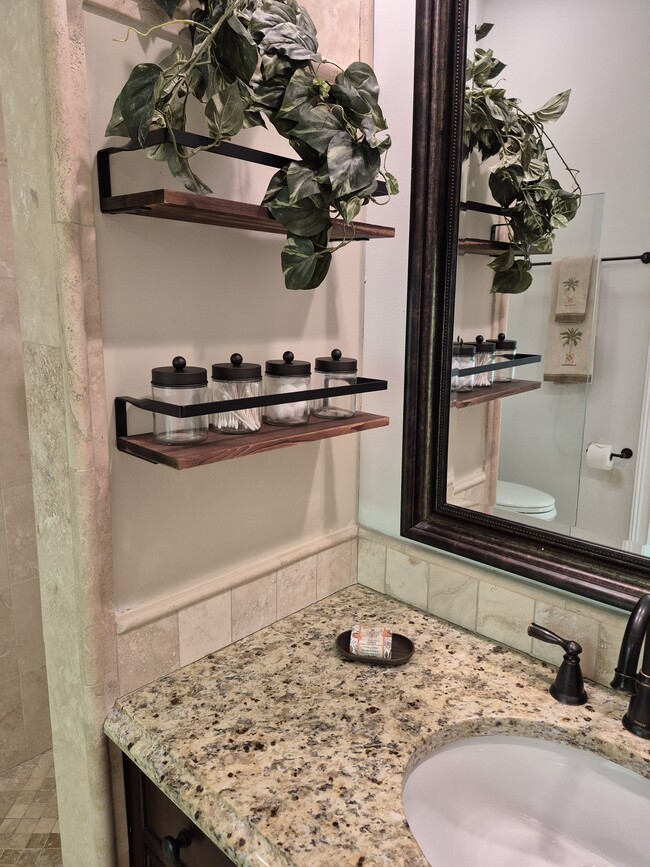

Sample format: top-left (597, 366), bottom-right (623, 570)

top-left (496, 481), bottom-right (556, 513)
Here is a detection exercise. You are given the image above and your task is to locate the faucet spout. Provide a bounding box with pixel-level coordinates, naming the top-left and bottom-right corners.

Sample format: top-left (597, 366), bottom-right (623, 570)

top-left (611, 593), bottom-right (650, 694)
top-left (611, 593), bottom-right (650, 739)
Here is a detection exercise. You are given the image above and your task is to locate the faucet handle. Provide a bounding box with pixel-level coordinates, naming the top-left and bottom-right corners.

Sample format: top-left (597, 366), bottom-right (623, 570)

top-left (528, 623), bottom-right (588, 706)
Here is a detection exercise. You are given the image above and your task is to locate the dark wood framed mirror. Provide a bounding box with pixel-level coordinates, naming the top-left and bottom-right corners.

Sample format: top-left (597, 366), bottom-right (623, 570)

top-left (401, 0), bottom-right (650, 610)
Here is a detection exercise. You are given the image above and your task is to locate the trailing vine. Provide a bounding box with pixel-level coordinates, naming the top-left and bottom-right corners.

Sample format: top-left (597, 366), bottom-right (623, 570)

top-left (106, 0), bottom-right (397, 290)
top-left (465, 23), bottom-right (581, 293)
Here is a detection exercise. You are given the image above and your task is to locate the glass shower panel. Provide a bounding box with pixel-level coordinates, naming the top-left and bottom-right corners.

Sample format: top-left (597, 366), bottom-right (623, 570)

top-left (497, 193), bottom-right (605, 532)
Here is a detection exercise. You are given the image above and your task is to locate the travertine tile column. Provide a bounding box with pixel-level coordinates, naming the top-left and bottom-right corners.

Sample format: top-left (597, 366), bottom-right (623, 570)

top-left (0, 1), bottom-right (116, 863)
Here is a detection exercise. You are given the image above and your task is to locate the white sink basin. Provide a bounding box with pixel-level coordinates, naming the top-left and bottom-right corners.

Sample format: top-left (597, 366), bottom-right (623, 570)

top-left (403, 735), bottom-right (650, 867)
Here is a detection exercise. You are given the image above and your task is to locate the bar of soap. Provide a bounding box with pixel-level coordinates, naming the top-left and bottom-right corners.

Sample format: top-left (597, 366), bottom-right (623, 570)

top-left (349, 624), bottom-right (393, 659)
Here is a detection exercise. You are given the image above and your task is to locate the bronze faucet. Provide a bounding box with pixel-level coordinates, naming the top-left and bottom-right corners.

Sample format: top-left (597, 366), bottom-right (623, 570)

top-left (611, 593), bottom-right (650, 739)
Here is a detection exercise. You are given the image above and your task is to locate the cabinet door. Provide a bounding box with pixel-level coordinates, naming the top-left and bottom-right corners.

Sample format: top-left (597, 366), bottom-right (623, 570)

top-left (123, 755), bottom-right (236, 867)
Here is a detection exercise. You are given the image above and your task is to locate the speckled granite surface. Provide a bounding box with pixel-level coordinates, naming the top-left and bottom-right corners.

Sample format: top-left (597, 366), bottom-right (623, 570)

top-left (104, 585), bottom-right (650, 867)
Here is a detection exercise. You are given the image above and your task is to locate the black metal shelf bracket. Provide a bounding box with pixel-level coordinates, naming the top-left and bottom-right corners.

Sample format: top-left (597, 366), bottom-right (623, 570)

top-left (451, 352), bottom-right (542, 378)
top-left (115, 376), bottom-right (388, 439)
top-left (98, 129), bottom-right (388, 203)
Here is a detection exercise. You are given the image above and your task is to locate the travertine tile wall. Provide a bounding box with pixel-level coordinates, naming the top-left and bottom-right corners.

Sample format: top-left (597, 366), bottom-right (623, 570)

top-left (116, 538), bottom-right (357, 695)
top-left (358, 527), bottom-right (630, 688)
top-left (0, 97), bottom-right (52, 775)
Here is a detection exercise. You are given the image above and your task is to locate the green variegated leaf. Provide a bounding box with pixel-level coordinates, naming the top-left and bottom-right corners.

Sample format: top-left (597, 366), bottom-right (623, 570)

top-left (281, 233), bottom-right (332, 290)
top-left (259, 22), bottom-right (320, 62)
top-left (475, 22), bottom-right (494, 41)
top-left (327, 132), bottom-right (381, 198)
top-left (249, 2), bottom-right (297, 42)
top-left (487, 247), bottom-right (516, 273)
top-left (265, 184), bottom-right (330, 236)
top-left (341, 62), bottom-right (380, 104)
top-left (205, 83), bottom-right (245, 140)
top-left (286, 163), bottom-right (321, 203)
top-left (288, 103), bottom-right (345, 154)
top-left (119, 63), bottom-right (163, 144)
top-left (105, 95), bottom-right (128, 137)
top-left (491, 259), bottom-right (533, 294)
top-left (277, 68), bottom-right (317, 119)
top-left (384, 171), bottom-right (399, 196)
top-left (533, 90), bottom-right (571, 123)
top-left (336, 196), bottom-right (362, 223)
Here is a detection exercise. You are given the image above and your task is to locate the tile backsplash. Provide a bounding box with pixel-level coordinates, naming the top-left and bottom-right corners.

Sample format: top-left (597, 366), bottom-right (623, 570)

top-left (116, 536), bottom-right (358, 697)
top-left (358, 527), bottom-right (629, 689)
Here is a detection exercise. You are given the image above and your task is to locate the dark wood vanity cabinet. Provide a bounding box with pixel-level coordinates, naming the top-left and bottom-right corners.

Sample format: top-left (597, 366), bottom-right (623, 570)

top-left (123, 756), bottom-right (236, 867)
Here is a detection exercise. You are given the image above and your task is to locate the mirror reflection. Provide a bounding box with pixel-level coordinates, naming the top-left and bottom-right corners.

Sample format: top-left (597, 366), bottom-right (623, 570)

top-left (448, 0), bottom-right (650, 556)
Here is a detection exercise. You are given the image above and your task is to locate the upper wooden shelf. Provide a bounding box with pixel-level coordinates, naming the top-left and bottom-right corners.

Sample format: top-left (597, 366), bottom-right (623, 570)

top-left (97, 132), bottom-right (395, 241)
top-left (452, 378), bottom-right (541, 409)
top-left (458, 238), bottom-right (510, 256)
top-left (100, 188), bottom-right (395, 241)
top-left (117, 412), bottom-right (389, 470)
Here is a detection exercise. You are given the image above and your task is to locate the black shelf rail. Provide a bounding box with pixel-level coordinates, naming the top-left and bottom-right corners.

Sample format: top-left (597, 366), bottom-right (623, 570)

top-left (451, 352), bottom-right (541, 378)
top-left (115, 376), bottom-right (388, 440)
top-left (98, 129), bottom-right (388, 203)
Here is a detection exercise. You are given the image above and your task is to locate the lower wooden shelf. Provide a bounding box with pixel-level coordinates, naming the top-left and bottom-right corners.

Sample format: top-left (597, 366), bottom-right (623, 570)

top-left (117, 411), bottom-right (389, 469)
top-left (452, 379), bottom-right (541, 409)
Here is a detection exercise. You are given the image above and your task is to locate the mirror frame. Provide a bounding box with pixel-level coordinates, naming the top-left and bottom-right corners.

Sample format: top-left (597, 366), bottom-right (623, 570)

top-left (401, 0), bottom-right (649, 611)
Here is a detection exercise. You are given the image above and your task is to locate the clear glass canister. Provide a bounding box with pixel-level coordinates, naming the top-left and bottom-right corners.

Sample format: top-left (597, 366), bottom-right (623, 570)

top-left (492, 333), bottom-right (517, 382)
top-left (313, 349), bottom-right (357, 419)
top-left (264, 350), bottom-right (311, 425)
top-left (151, 356), bottom-right (208, 444)
top-left (211, 353), bottom-right (262, 434)
top-left (468, 335), bottom-right (496, 387)
top-left (452, 343), bottom-right (475, 392)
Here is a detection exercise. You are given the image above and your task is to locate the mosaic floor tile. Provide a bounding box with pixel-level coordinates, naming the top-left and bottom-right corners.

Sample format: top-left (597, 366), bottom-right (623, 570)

top-left (0, 754), bottom-right (60, 867)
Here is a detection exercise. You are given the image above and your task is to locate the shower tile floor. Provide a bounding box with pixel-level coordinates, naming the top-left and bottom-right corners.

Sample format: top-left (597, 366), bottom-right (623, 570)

top-left (0, 751), bottom-right (61, 865)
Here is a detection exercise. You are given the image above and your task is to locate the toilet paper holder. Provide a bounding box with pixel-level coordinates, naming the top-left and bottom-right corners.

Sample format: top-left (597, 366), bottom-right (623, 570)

top-left (611, 447), bottom-right (634, 460)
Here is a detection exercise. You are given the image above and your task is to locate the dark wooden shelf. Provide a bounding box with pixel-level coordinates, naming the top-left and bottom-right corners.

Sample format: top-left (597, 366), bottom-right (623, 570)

top-left (117, 411), bottom-right (389, 469)
top-left (452, 379), bottom-right (541, 409)
top-left (100, 189), bottom-right (395, 241)
top-left (458, 238), bottom-right (510, 256)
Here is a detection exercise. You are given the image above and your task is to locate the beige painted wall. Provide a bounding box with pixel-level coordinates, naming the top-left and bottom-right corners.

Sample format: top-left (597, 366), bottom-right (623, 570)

top-left (83, 2), bottom-right (370, 617)
top-left (0, 97), bottom-right (52, 775)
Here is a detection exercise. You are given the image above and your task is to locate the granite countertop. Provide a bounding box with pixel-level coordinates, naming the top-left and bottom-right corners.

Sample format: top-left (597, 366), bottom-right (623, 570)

top-left (104, 585), bottom-right (650, 867)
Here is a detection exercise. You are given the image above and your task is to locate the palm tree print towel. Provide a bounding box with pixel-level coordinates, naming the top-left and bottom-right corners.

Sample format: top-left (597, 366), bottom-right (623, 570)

top-left (544, 259), bottom-right (599, 383)
top-left (554, 256), bottom-right (595, 321)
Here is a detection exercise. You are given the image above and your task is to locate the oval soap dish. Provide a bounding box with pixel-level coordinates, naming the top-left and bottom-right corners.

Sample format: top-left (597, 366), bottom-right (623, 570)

top-left (335, 630), bottom-right (414, 666)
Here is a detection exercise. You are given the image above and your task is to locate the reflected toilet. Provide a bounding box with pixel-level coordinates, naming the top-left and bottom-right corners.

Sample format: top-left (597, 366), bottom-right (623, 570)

top-left (496, 481), bottom-right (557, 522)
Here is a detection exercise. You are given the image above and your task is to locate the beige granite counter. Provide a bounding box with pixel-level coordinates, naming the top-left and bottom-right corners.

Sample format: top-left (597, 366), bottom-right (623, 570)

top-left (104, 585), bottom-right (650, 867)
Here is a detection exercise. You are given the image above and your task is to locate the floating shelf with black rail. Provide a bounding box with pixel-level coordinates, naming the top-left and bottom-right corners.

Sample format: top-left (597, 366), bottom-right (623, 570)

top-left (451, 353), bottom-right (542, 408)
top-left (97, 130), bottom-right (395, 241)
top-left (115, 377), bottom-right (389, 470)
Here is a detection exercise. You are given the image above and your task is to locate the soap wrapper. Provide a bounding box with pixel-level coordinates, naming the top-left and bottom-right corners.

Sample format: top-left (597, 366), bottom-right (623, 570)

top-left (349, 624), bottom-right (393, 659)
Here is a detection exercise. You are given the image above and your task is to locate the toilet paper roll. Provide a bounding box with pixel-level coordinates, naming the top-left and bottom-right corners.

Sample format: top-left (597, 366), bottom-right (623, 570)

top-left (586, 442), bottom-right (613, 471)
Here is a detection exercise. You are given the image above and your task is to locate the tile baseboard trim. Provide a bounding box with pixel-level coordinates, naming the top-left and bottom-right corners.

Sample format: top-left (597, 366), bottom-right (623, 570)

top-left (116, 525), bottom-right (359, 634)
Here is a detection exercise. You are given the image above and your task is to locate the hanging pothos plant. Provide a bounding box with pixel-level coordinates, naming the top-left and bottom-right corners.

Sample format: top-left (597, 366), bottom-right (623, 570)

top-left (106, 0), bottom-right (397, 290)
top-left (464, 23), bottom-right (581, 294)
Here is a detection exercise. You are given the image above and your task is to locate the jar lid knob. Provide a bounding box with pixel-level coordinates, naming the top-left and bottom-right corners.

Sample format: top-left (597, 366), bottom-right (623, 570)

top-left (331, 348), bottom-right (342, 361)
top-left (282, 350), bottom-right (295, 364)
top-left (230, 353), bottom-right (243, 367)
top-left (172, 356), bottom-right (187, 371)
top-left (475, 334), bottom-right (484, 344)
top-left (498, 332), bottom-right (506, 341)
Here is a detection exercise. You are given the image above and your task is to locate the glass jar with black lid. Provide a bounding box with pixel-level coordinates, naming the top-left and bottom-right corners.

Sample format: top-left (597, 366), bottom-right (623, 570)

top-left (151, 356), bottom-right (208, 444)
top-left (491, 333), bottom-right (517, 382)
top-left (465, 335), bottom-right (496, 387)
top-left (312, 349), bottom-right (357, 418)
top-left (264, 350), bottom-right (311, 425)
top-left (451, 342), bottom-right (476, 392)
top-left (211, 353), bottom-right (262, 434)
